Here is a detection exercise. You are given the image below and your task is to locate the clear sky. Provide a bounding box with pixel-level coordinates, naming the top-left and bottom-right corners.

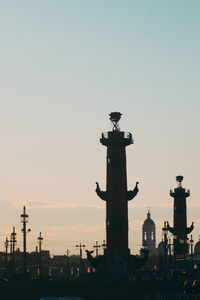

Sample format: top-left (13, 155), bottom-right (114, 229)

top-left (0, 0), bottom-right (200, 256)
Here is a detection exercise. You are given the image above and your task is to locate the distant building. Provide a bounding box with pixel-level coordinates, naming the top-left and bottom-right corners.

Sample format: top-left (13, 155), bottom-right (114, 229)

top-left (142, 210), bottom-right (156, 252)
top-left (193, 239), bottom-right (200, 267)
top-left (194, 239), bottom-right (200, 255)
top-left (157, 240), bottom-right (165, 257)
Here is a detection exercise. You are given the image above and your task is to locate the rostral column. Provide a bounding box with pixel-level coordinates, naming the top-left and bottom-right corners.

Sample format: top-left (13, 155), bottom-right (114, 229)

top-left (96, 112), bottom-right (139, 256)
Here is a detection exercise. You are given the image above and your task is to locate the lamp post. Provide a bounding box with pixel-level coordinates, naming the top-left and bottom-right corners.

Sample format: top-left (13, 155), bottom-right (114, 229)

top-left (9, 236), bottom-right (12, 274)
top-left (101, 240), bottom-right (107, 255)
top-left (102, 240), bottom-right (107, 249)
top-left (21, 206), bottom-right (31, 279)
top-left (38, 232), bottom-right (43, 279)
top-left (190, 234), bottom-right (194, 269)
top-left (66, 249), bottom-right (70, 279)
top-left (162, 221), bottom-right (168, 273)
top-left (76, 243), bottom-right (85, 272)
top-left (168, 238), bottom-right (172, 256)
top-left (10, 227), bottom-right (17, 277)
top-left (93, 241), bottom-right (101, 257)
top-left (4, 238), bottom-right (9, 277)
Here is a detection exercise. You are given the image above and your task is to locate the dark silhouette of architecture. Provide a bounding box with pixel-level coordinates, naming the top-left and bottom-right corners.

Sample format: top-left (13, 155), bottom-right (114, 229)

top-left (96, 112), bottom-right (139, 256)
top-left (193, 237), bottom-right (200, 268)
top-left (158, 240), bottom-right (165, 257)
top-left (86, 250), bottom-right (98, 268)
top-left (142, 210), bottom-right (156, 252)
top-left (194, 237), bottom-right (200, 255)
top-left (86, 112), bottom-right (148, 276)
top-left (167, 176), bottom-right (194, 265)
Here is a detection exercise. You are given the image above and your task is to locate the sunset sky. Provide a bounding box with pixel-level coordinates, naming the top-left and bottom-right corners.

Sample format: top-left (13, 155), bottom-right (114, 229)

top-left (0, 0), bottom-right (200, 257)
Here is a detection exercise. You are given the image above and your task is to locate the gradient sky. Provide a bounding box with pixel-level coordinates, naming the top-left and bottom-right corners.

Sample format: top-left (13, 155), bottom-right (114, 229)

top-left (0, 0), bottom-right (200, 256)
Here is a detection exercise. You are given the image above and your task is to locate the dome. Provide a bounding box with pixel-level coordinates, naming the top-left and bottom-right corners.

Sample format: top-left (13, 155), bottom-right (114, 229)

top-left (194, 240), bottom-right (200, 255)
top-left (142, 210), bottom-right (156, 250)
top-left (158, 240), bottom-right (165, 249)
top-left (158, 240), bottom-right (165, 256)
top-left (143, 211), bottom-right (155, 226)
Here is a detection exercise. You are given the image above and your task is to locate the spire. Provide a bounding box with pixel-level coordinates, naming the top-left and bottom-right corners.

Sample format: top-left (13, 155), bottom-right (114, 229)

top-left (147, 210), bottom-right (151, 219)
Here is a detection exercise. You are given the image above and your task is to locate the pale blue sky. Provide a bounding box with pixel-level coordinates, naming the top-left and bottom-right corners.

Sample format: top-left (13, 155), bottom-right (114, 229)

top-left (0, 1), bottom-right (199, 255)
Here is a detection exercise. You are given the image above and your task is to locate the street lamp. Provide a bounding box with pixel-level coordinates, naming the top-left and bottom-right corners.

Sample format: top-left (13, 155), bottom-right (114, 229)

top-left (4, 238), bottom-right (9, 277)
top-left (76, 243), bottom-right (85, 271)
top-left (93, 241), bottom-right (101, 257)
top-left (190, 234), bottom-right (194, 269)
top-left (102, 240), bottom-right (107, 250)
top-left (38, 232), bottom-right (43, 279)
top-left (162, 221), bottom-right (168, 272)
top-left (21, 206), bottom-right (31, 279)
top-left (66, 249), bottom-right (70, 279)
top-left (10, 227), bottom-right (17, 277)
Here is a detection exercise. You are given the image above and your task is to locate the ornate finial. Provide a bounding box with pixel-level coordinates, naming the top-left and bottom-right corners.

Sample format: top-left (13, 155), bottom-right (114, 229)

top-left (109, 112), bottom-right (122, 131)
top-left (176, 175), bottom-right (184, 188)
top-left (147, 207), bottom-right (151, 218)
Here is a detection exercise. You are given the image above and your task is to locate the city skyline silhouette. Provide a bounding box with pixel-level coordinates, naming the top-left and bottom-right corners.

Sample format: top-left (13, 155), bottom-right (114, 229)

top-left (0, 1), bottom-right (200, 257)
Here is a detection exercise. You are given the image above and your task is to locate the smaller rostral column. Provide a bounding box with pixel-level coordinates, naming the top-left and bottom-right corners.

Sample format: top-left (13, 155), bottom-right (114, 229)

top-left (167, 176), bottom-right (194, 259)
top-left (96, 112), bottom-right (139, 257)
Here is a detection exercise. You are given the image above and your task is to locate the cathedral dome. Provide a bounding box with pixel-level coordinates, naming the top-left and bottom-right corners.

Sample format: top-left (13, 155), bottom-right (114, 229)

top-left (143, 211), bottom-right (155, 226)
top-left (158, 240), bottom-right (165, 256)
top-left (142, 210), bottom-right (156, 251)
top-left (194, 240), bottom-right (200, 255)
